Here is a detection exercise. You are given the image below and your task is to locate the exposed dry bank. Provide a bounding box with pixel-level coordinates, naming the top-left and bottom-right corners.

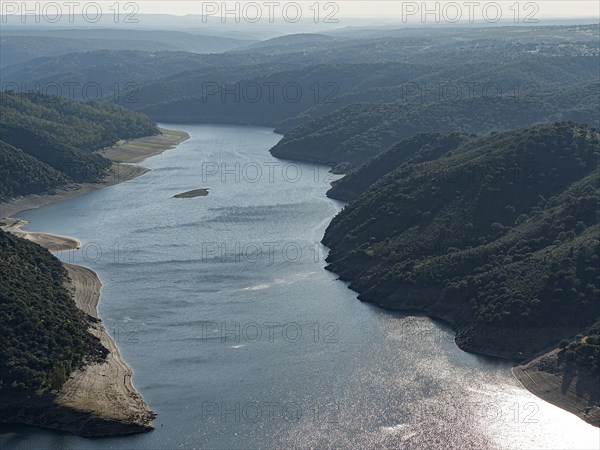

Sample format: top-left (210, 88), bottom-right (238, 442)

top-left (1, 260), bottom-right (155, 436)
top-left (0, 128), bottom-right (189, 436)
top-left (97, 128), bottom-right (190, 163)
top-left (513, 349), bottom-right (600, 426)
top-left (0, 218), bottom-right (80, 251)
top-left (0, 128), bottom-right (189, 219)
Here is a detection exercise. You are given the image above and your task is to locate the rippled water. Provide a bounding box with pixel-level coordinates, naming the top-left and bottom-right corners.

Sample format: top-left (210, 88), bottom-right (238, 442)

top-left (1, 124), bottom-right (598, 449)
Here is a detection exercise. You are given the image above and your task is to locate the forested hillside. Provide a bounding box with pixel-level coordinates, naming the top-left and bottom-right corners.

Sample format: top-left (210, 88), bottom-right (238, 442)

top-left (133, 52), bottom-right (599, 129)
top-left (327, 133), bottom-right (472, 201)
top-left (0, 230), bottom-right (106, 392)
top-left (560, 319), bottom-right (600, 376)
top-left (0, 123), bottom-right (113, 184)
top-left (271, 82), bottom-right (600, 171)
top-left (0, 92), bottom-right (158, 201)
top-left (323, 123), bottom-right (600, 360)
top-left (0, 92), bottom-right (157, 149)
top-left (0, 141), bottom-right (68, 200)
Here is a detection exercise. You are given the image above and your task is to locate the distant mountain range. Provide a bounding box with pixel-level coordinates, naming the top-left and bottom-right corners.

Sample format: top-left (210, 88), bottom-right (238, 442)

top-left (0, 28), bottom-right (257, 67)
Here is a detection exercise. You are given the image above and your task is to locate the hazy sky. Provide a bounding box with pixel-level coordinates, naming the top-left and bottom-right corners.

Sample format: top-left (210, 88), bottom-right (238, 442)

top-left (2, 1), bottom-right (597, 31)
top-left (135, 1), bottom-right (598, 19)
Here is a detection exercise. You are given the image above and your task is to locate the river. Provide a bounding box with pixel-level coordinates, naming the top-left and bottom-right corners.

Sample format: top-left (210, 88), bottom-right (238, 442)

top-left (1, 124), bottom-right (598, 449)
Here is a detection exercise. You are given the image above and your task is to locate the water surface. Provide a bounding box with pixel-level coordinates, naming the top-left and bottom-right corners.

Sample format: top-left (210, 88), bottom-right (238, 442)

top-left (2, 124), bottom-right (598, 449)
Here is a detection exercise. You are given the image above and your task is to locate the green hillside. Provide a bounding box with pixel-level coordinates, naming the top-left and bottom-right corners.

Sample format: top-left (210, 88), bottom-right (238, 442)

top-left (0, 141), bottom-right (67, 200)
top-left (560, 319), bottom-right (600, 376)
top-left (3, 25), bottom-right (597, 133)
top-left (327, 133), bottom-right (472, 201)
top-left (323, 123), bottom-right (600, 359)
top-left (271, 82), bottom-right (600, 171)
top-left (0, 230), bottom-right (106, 392)
top-left (0, 124), bottom-right (111, 184)
top-left (0, 92), bottom-right (157, 150)
top-left (0, 92), bottom-right (158, 201)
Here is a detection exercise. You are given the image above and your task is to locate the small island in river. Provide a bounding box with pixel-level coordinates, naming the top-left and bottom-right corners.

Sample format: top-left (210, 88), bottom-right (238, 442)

top-left (173, 188), bottom-right (210, 198)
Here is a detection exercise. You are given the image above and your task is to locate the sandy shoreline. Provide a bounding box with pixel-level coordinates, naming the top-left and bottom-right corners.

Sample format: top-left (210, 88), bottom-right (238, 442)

top-left (0, 261), bottom-right (155, 437)
top-left (0, 218), bottom-right (81, 251)
top-left (0, 164), bottom-right (150, 220)
top-left (97, 127), bottom-right (189, 163)
top-left (0, 128), bottom-right (189, 220)
top-left (0, 127), bottom-right (189, 436)
top-left (513, 349), bottom-right (600, 427)
top-left (329, 272), bottom-right (600, 429)
top-left (54, 263), bottom-right (156, 435)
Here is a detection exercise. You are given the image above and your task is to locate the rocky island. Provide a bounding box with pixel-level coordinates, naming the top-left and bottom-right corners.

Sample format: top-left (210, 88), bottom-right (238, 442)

top-left (173, 188), bottom-right (210, 198)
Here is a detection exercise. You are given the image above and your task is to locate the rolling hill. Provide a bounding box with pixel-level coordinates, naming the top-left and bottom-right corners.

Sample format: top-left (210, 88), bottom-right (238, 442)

top-left (0, 92), bottom-right (158, 200)
top-left (323, 123), bottom-right (599, 361)
top-left (0, 29), bottom-right (256, 67)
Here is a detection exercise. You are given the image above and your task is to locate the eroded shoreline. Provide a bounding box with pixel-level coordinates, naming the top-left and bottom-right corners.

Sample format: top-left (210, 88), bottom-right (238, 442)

top-left (324, 268), bottom-right (600, 428)
top-left (0, 128), bottom-right (190, 219)
top-left (0, 262), bottom-right (156, 437)
top-left (97, 128), bottom-right (189, 163)
top-left (513, 349), bottom-right (600, 427)
top-left (0, 218), bottom-right (81, 251)
top-left (58, 263), bottom-right (156, 436)
top-left (0, 128), bottom-right (189, 437)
